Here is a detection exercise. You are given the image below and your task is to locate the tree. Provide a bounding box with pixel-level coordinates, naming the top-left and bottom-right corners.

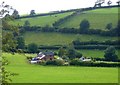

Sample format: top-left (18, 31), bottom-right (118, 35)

top-left (106, 23), bottom-right (112, 30)
top-left (11, 9), bottom-right (19, 18)
top-left (116, 0), bottom-right (120, 5)
top-left (28, 43), bottom-right (38, 53)
top-left (107, 0), bottom-right (112, 6)
top-left (2, 32), bottom-right (16, 52)
top-left (30, 10), bottom-right (36, 16)
top-left (0, 1), bottom-right (14, 18)
top-left (75, 52), bottom-right (82, 58)
top-left (24, 20), bottom-right (30, 27)
top-left (104, 46), bottom-right (118, 61)
top-left (58, 47), bottom-right (66, 57)
top-left (79, 19), bottom-right (90, 33)
top-left (24, 20), bottom-right (30, 30)
top-left (16, 36), bottom-right (25, 49)
top-left (67, 43), bottom-right (76, 59)
top-left (0, 2), bottom-right (18, 84)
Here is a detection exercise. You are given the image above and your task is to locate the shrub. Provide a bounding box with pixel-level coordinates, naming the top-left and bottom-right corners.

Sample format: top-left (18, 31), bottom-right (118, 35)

top-left (28, 43), bottom-right (38, 53)
top-left (45, 59), bottom-right (64, 66)
top-left (38, 60), bottom-right (46, 65)
top-left (69, 59), bottom-right (80, 65)
top-left (26, 56), bottom-right (33, 61)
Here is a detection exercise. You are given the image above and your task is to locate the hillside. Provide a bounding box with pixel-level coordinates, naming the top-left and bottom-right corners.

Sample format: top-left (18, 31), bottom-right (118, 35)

top-left (58, 7), bottom-right (119, 29)
top-left (10, 7), bottom-right (119, 30)
top-left (10, 12), bottom-right (74, 27)
top-left (23, 32), bottom-right (118, 45)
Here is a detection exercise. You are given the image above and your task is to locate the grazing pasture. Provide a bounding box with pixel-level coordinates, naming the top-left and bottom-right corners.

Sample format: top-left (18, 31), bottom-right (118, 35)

top-left (58, 7), bottom-right (119, 29)
top-left (23, 32), bottom-right (119, 45)
top-left (3, 53), bottom-right (118, 83)
top-left (9, 12), bottom-right (73, 27)
top-left (78, 49), bottom-right (120, 59)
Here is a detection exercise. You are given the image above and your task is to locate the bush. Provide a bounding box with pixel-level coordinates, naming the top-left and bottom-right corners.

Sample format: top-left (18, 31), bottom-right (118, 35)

top-left (26, 56), bottom-right (33, 61)
top-left (28, 43), bottom-right (38, 53)
top-left (38, 60), bottom-right (46, 65)
top-left (69, 59), bottom-right (80, 65)
top-left (45, 59), bottom-right (64, 66)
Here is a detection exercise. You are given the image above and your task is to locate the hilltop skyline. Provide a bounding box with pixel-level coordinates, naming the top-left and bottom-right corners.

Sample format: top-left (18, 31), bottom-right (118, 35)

top-left (0, 0), bottom-right (118, 15)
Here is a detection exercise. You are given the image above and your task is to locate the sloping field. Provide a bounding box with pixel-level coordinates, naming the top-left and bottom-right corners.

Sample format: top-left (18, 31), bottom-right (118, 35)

top-left (10, 12), bottom-right (74, 27)
top-left (23, 32), bottom-right (119, 45)
top-left (3, 53), bottom-right (118, 83)
top-left (58, 7), bottom-right (119, 29)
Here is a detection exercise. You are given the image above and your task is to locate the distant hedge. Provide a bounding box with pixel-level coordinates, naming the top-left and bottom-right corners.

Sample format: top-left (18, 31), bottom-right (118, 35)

top-left (70, 59), bottom-right (120, 67)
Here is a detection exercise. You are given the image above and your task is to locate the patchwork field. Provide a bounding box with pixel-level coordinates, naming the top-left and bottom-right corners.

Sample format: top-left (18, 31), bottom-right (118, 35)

top-left (9, 7), bottom-right (119, 30)
top-left (78, 49), bottom-right (120, 59)
top-left (23, 32), bottom-right (119, 45)
top-left (3, 53), bottom-right (118, 83)
top-left (58, 7), bottom-right (119, 29)
top-left (10, 12), bottom-right (73, 27)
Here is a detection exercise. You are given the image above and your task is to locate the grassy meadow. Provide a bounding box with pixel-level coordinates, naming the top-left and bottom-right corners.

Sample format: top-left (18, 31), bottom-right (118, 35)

top-left (23, 32), bottom-right (119, 45)
top-left (78, 49), bottom-right (120, 59)
top-left (9, 7), bottom-right (119, 30)
top-left (3, 53), bottom-right (118, 83)
top-left (58, 7), bottom-right (119, 29)
top-left (10, 12), bottom-right (73, 27)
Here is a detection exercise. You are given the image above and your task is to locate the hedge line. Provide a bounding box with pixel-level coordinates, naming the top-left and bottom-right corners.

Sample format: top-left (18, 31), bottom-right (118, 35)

top-left (70, 60), bottom-right (120, 67)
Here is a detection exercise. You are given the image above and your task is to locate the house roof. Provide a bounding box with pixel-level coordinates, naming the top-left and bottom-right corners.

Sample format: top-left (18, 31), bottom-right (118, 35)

top-left (43, 51), bottom-right (54, 56)
top-left (37, 51), bottom-right (54, 57)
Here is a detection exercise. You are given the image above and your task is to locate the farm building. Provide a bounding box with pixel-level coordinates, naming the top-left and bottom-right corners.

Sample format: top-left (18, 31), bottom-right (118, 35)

top-left (37, 51), bottom-right (54, 61)
top-left (30, 51), bottom-right (54, 64)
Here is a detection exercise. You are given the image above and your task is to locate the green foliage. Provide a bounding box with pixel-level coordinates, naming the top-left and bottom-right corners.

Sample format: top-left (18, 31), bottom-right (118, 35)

top-left (16, 36), bottom-right (25, 49)
top-left (11, 10), bottom-right (20, 18)
top-left (24, 20), bottom-right (30, 27)
top-left (58, 47), bottom-right (66, 57)
top-left (67, 43), bottom-right (76, 59)
top-left (75, 52), bottom-right (82, 58)
top-left (1, 57), bottom-right (18, 83)
top-left (104, 46), bottom-right (118, 61)
top-left (106, 23), bottom-right (112, 30)
top-left (28, 43), bottom-right (38, 53)
top-left (45, 59), bottom-right (64, 66)
top-left (70, 59), bottom-right (119, 67)
top-left (2, 16), bottom-right (19, 52)
top-left (79, 19), bottom-right (90, 33)
top-left (2, 32), bottom-right (17, 52)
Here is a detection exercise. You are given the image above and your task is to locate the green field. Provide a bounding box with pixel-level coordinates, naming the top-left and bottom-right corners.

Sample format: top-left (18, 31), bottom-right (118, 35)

top-left (10, 7), bottom-right (119, 30)
top-left (58, 8), bottom-right (119, 29)
top-left (23, 32), bottom-right (119, 45)
top-left (3, 53), bottom-right (118, 83)
top-left (10, 12), bottom-right (73, 27)
top-left (78, 49), bottom-right (120, 59)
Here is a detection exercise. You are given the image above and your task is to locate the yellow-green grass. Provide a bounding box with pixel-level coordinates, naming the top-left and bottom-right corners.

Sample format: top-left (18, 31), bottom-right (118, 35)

top-left (58, 7), bottom-right (119, 29)
top-left (23, 32), bottom-right (119, 45)
top-left (3, 53), bottom-right (118, 83)
top-left (9, 12), bottom-right (74, 27)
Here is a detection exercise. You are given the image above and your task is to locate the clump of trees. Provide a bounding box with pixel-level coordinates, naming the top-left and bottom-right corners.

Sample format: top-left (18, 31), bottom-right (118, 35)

top-left (104, 46), bottom-right (118, 61)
